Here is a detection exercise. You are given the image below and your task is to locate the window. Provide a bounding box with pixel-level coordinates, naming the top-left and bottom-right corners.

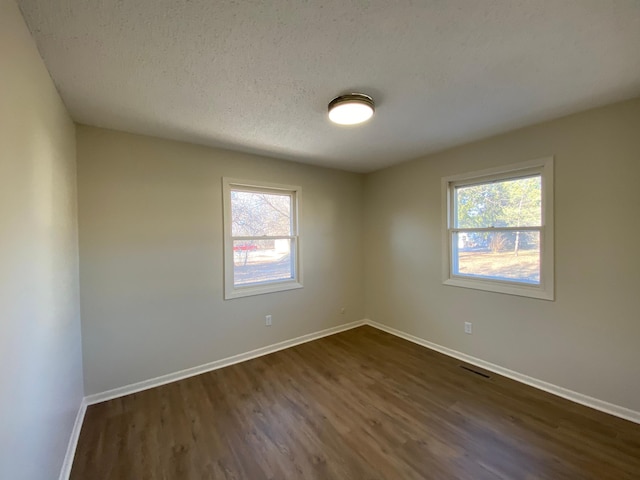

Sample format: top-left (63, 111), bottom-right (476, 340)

top-left (223, 178), bottom-right (302, 299)
top-left (442, 157), bottom-right (554, 300)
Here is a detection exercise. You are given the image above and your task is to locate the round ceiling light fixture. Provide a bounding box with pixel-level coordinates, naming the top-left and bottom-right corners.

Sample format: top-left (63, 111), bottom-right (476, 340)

top-left (328, 93), bottom-right (375, 125)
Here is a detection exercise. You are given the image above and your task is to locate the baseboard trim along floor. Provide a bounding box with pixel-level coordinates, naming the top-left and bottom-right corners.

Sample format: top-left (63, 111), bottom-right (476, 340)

top-left (58, 399), bottom-right (87, 480)
top-left (59, 318), bottom-right (640, 479)
top-left (366, 320), bottom-right (640, 425)
top-left (84, 320), bottom-right (366, 406)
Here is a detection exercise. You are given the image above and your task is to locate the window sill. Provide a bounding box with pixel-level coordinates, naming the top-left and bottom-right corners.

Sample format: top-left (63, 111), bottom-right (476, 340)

top-left (443, 277), bottom-right (554, 301)
top-left (224, 280), bottom-right (303, 300)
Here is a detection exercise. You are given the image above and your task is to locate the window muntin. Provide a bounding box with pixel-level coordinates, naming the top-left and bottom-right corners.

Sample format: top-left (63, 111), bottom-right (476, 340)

top-left (442, 158), bottom-right (554, 300)
top-left (223, 179), bottom-right (302, 299)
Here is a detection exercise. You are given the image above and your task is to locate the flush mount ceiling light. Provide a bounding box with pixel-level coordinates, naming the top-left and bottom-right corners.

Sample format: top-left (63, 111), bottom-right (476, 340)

top-left (328, 93), bottom-right (375, 125)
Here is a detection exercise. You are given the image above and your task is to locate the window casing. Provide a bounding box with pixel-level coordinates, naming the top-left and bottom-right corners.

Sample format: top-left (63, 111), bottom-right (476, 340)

top-left (223, 178), bottom-right (302, 299)
top-left (442, 157), bottom-right (554, 300)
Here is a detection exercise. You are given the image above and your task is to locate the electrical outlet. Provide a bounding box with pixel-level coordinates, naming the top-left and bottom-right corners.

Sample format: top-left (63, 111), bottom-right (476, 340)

top-left (464, 322), bottom-right (472, 334)
top-left (340, 307), bottom-right (346, 314)
top-left (265, 315), bottom-right (272, 326)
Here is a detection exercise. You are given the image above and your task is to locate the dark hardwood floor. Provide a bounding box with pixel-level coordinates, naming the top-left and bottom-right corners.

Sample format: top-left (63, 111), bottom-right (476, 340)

top-left (71, 326), bottom-right (640, 479)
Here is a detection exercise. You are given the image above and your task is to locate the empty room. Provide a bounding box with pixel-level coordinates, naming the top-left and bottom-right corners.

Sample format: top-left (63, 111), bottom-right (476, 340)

top-left (2, 0), bottom-right (640, 479)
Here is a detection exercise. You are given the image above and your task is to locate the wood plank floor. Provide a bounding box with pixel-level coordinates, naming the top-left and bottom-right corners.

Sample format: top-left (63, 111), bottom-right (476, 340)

top-left (71, 326), bottom-right (640, 479)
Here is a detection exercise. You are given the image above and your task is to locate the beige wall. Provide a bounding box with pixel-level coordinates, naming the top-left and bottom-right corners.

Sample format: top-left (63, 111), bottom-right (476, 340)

top-left (0, 1), bottom-right (83, 478)
top-left (364, 97), bottom-right (640, 412)
top-left (77, 126), bottom-right (365, 395)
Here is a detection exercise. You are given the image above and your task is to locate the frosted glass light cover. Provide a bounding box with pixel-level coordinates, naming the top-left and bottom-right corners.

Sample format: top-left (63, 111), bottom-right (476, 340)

top-left (328, 95), bottom-right (374, 125)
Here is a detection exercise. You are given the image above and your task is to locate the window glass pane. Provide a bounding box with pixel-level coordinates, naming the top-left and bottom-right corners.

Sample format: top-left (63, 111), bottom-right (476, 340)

top-left (233, 239), bottom-right (294, 286)
top-left (231, 191), bottom-right (292, 236)
top-left (455, 175), bottom-right (541, 228)
top-left (453, 231), bottom-right (540, 284)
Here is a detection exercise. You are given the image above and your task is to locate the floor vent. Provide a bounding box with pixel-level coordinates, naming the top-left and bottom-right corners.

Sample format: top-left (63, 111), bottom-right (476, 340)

top-left (460, 365), bottom-right (491, 379)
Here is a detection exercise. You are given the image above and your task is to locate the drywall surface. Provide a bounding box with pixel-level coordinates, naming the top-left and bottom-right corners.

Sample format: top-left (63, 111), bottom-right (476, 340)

top-left (364, 98), bottom-right (640, 412)
top-left (0, 1), bottom-right (83, 478)
top-left (77, 126), bottom-right (365, 395)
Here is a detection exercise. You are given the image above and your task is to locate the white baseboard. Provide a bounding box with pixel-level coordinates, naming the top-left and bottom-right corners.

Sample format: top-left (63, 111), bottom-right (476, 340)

top-left (60, 320), bottom-right (366, 479)
top-left (85, 320), bottom-right (366, 406)
top-left (364, 319), bottom-right (640, 425)
top-left (58, 398), bottom-right (87, 480)
top-left (61, 317), bottom-right (638, 480)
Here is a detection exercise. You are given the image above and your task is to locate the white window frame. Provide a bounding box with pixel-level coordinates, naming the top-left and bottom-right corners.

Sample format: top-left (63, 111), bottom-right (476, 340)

top-left (223, 178), bottom-right (303, 300)
top-left (441, 157), bottom-right (554, 300)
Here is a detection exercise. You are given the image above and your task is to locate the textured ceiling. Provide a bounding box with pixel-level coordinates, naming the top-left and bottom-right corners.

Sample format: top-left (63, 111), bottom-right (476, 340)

top-left (17, 0), bottom-right (640, 172)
